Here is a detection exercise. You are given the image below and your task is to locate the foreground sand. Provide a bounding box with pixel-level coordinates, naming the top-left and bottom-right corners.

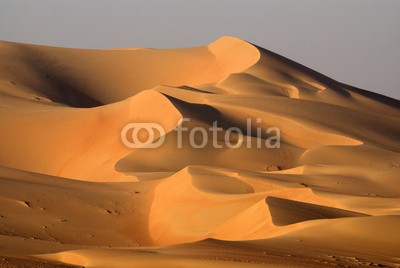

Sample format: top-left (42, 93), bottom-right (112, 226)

top-left (0, 36), bottom-right (399, 267)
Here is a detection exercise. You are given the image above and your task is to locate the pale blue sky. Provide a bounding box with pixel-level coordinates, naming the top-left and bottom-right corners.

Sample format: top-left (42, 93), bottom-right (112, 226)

top-left (1, 0), bottom-right (399, 99)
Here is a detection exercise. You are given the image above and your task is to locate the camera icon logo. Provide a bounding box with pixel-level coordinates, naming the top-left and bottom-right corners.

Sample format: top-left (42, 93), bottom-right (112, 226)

top-left (121, 123), bottom-right (166, 148)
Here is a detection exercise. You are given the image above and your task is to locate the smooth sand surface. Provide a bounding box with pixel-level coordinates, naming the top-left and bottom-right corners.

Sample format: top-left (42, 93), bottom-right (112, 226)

top-left (0, 36), bottom-right (399, 267)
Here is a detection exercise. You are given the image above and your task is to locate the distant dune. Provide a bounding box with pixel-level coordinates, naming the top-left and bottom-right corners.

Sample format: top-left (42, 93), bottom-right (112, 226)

top-left (0, 36), bottom-right (399, 267)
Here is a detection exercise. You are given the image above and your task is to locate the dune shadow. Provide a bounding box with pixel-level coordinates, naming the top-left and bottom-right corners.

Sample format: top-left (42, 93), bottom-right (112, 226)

top-left (265, 196), bottom-right (368, 226)
top-left (12, 43), bottom-right (103, 108)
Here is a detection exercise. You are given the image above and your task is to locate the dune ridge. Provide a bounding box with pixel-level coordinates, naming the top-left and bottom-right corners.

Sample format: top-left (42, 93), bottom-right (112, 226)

top-left (0, 36), bottom-right (399, 267)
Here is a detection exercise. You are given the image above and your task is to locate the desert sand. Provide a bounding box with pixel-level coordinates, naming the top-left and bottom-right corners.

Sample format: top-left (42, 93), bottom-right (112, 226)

top-left (0, 36), bottom-right (399, 267)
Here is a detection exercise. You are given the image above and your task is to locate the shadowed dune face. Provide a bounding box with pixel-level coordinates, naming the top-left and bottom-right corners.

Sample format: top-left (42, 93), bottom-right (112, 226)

top-left (0, 37), bottom-right (259, 106)
top-left (0, 36), bottom-right (400, 267)
top-left (265, 196), bottom-right (367, 226)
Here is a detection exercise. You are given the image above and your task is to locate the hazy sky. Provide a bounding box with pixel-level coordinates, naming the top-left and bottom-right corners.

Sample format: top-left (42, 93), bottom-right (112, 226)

top-left (1, 0), bottom-right (399, 99)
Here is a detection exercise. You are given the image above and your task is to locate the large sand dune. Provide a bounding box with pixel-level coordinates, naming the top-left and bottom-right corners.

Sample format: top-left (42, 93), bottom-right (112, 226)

top-left (0, 36), bottom-right (399, 267)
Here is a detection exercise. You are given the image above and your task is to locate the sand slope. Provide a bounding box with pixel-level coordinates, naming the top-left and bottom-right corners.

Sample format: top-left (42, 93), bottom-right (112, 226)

top-left (0, 36), bottom-right (399, 267)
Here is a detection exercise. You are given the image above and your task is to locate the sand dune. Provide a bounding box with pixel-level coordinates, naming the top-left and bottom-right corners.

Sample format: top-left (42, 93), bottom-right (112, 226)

top-left (0, 36), bottom-right (399, 267)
